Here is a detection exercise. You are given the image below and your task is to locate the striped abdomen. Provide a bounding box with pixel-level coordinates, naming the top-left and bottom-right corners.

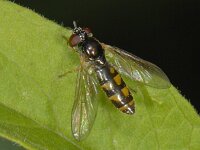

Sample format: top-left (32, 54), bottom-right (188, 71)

top-left (96, 65), bottom-right (135, 115)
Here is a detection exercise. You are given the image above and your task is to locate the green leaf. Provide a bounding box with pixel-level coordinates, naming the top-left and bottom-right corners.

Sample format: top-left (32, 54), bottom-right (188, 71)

top-left (0, 1), bottom-right (200, 150)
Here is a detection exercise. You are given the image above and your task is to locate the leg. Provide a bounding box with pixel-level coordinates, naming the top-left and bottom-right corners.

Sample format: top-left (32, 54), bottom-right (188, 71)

top-left (129, 87), bottom-right (137, 94)
top-left (58, 66), bottom-right (81, 78)
top-left (62, 34), bottom-right (73, 51)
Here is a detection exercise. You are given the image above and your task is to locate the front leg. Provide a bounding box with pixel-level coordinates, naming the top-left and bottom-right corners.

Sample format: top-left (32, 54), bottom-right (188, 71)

top-left (58, 66), bottom-right (81, 78)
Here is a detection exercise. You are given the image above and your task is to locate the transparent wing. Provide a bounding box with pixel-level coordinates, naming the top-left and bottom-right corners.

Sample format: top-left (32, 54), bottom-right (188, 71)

top-left (71, 60), bottom-right (98, 141)
top-left (102, 44), bottom-right (171, 89)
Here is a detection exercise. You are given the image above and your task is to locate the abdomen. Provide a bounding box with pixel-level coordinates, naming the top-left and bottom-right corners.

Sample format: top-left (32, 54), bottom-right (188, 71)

top-left (96, 64), bottom-right (135, 114)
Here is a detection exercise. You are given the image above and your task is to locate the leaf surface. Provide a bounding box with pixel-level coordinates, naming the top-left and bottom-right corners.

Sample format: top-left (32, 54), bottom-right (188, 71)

top-left (0, 1), bottom-right (200, 150)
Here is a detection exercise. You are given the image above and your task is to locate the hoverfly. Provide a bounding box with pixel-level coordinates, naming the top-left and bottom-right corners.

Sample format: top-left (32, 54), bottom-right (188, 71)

top-left (67, 21), bottom-right (171, 141)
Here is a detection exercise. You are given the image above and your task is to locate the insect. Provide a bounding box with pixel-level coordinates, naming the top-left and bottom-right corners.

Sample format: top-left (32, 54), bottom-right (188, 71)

top-left (67, 21), bottom-right (171, 141)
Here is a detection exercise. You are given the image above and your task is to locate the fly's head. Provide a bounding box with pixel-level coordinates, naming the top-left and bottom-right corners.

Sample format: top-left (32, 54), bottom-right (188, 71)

top-left (69, 21), bottom-right (104, 61)
top-left (69, 21), bottom-right (92, 53)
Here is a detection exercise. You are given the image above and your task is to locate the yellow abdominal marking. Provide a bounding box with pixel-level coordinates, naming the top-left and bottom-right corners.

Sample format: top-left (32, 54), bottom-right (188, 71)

top-left (110, 67), bottom-right (115, 74)
top-left (121, 86), bottom-right (129, 97)
top-left (109, 94), bottom-right (120, 102)
top-left (113, 74), bottom-right (122, 85)
top-left (119, 104), bottom-right (128, 111)
top-left (128, 100), bottom-right (134, 106)
top-left (119, 100), bottom-right (134, 111)
top-left (101, 82), bottom-right (113, 91)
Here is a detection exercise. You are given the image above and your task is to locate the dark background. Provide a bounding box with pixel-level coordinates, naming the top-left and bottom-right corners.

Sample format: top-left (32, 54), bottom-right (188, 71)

top-left (14, 0), bottom-right (200, 112)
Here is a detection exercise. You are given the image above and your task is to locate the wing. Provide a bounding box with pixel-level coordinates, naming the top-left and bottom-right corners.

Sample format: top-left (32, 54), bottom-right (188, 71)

top-left (102, 44), bottom-right (171, 89)
top-left (71, 59), bottom-right (98, 141)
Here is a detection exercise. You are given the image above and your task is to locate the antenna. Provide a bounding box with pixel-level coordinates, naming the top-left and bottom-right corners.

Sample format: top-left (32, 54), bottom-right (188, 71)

top-left (73, 21), bottom-right (77, 28)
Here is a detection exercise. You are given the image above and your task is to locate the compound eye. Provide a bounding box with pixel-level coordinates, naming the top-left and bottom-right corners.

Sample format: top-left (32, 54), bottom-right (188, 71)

top-left (83, 27), bottom-right (91, 34)
top-left (83, 27), bottom-right (93, 37)
top-left (69, 34), bottom-right (81, 47)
